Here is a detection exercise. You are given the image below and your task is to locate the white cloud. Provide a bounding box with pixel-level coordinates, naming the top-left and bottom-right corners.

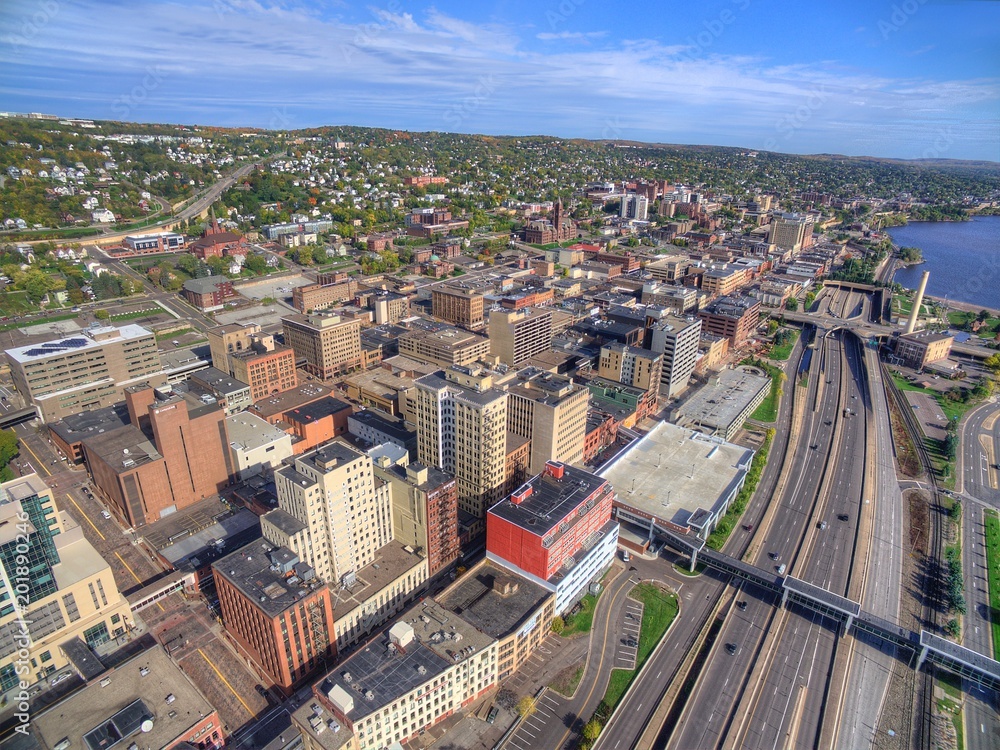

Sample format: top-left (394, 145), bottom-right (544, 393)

top-left (536, 30), bottom-right (607, 41)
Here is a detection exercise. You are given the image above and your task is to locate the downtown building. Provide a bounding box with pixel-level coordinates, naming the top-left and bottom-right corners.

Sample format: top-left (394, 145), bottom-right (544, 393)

top-left (506, 368), bottom-right (588, 475)
top-left (0, 475), bottom-right (131, 692)
top-left (698, 295), bottom-right (762, 347)
top-left (5, 324), bottom-right (167, 423)
top-left (488, 307), bottom-right (554, 367)
top-left (214, 542), bottom-right (335, 695)
top-left (412, 365), bottom-right (508, 520)
top-left (78, 383), bottom-right (232, 527)
top-left (431, 282), bottom-right (487, 329)
top-left (486, 461), bottom-right (618, 614)
top-left (208, 322), bottom-right (298, 401)
top-left (282, 311), bottom-right (363, 380)
top-left (649, 314), bottom-right (702, 398)
top-left (769, 212), bottom-right (815, 252)
top-left (262, 441), bottom-right (428, 651)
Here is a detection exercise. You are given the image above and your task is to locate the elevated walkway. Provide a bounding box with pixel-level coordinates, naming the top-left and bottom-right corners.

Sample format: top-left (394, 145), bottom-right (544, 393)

top-left (659, 531), bottom-right (1000, 690)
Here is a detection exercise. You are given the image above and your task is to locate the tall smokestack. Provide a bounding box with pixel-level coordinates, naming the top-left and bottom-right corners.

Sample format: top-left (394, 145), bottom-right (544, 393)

top-left (905, 270), bottom-right (930, 334)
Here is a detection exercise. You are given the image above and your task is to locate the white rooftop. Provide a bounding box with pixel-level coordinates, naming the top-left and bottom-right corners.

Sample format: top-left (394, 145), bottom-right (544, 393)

top-left (226, 412), bottom-right (290, 451)
top-left (5, 324), bottom-right (154, 364)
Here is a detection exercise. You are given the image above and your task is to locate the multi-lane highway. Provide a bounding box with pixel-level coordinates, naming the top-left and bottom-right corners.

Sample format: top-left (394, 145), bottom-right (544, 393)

top-left (665, 331), bottom-right (869, 749)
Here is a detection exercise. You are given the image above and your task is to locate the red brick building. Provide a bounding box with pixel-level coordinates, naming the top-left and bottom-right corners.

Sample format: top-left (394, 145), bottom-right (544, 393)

top-left (230, 342), bottom-right (298, 401)
top-left (281, 396), bottom-right (352, 454)
top-left (182, 276), bottom-right (236, 312)
top-left (698, 295), bottom-right (762, 347)
top-left (403, 175), bottom-right (447, 186)
top-left (214, 544), bottom-right (335, 695)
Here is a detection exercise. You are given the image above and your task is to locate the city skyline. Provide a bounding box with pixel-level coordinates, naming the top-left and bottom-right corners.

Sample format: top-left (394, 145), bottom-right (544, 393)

top-left (0, 0), bottom-right (997, 161)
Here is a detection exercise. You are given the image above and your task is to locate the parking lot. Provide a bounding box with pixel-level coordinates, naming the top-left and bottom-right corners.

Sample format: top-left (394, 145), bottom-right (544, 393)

top-left (502, 691), bottom-right (567, 750)
top-left (616, 598), bottom-right (644, 670)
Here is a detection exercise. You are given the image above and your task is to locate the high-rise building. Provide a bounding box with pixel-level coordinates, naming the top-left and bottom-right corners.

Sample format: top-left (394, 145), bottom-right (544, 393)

top-left (413, 365), bottom-right (508, 519)
top-left (5, 324), bottom-right (167, 422)
top-left (598, 343), bottom-right (663, 392)
top-left (486, 461), bottom-right (619, 614)
top-left (506, 369), bottom-right (588, 474)
top-left (488, 308), bottom-right (553, 367)
top-left (208, 322), bottom-right (298, 401)
top-left (80, 384), bottom-right (233, 526)
top-left (282, 312), bottom-right (362, 379)
top-left (619, 194), bottom-right (649, 221)
top-left (267, 442), bottom-right (392, 586)
top-left (213, 543), bottom-right (334, 694)
top-left (371, 451), bottom-right (460, 577)
top-left (769, 212), bottom-right (815, 252)
top-left (650, 314), bottom-right (702, 398)
top-left (431, 282), bottom-right (486, 329)
top-left (0, 475), bottom-right (131, 692)
top-left (698, 295), bottom-right (761, 347)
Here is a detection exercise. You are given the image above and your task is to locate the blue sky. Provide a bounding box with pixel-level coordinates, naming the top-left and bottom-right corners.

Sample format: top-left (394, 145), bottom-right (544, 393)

top-left (1, 0), bottom-right (997, 160)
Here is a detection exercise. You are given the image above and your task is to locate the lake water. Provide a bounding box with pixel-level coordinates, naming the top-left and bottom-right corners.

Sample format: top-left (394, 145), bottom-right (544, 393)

top-left (889, 215), bottom-right (1000, 310)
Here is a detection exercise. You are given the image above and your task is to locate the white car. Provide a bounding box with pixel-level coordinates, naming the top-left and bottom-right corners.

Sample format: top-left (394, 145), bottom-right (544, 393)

top-left (101, 510), bottom-right (111, 520)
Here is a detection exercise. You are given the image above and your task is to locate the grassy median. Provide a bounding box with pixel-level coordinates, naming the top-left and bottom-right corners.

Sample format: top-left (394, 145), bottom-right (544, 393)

top-left (585, 583), bottom-right (679, 746)
top-left (985, 509), bottom-right (1000, 660)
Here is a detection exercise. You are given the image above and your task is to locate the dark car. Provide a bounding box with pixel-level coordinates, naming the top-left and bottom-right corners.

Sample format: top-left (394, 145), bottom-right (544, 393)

top-left (838, 513), bottom-right (849, 522)
top-left (737, 601), bottom-right (748, 611)
top-left (725, 642), bottom-right (740, 655)
top-left (255, 684), bottom-right (270, 700)
top-left (487, 707), bottom-right (499, 724)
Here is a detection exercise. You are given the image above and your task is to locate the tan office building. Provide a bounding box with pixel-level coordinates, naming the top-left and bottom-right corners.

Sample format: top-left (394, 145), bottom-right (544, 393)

top-left (598, 343), bottom-right (663, 391)
top-left (0, 475), bottom-right (131, 692)
top-left (413, 365), bottom-right (508, 518)
top-left (282, 312), bottom-right (363, 379)
top-left (6, 324), bottom-right (167, 422)
top-left (397, 325), bottom-right (491, 367)
top-left (432, 283), bottom-right (486, 329)
top-left (488, 308), bottom-right (553, 367)
top-left (506, 370), bottom-right (588, 474)
top-left (209, 322), bottom-right (298, 401)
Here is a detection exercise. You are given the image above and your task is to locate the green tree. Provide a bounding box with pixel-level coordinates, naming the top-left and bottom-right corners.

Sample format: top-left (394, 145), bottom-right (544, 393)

top-left (0, 430), bottom-right (19, 467)
top-left (583, 720), bottom-right (602, 742)
top-left (550, 616), bottom-right (565, 635)
top-left (784, 296), bottom-right (798, 311)
top-left (94, 309), bottom-right (110, 320)
top-left (175, 253), bottom-right (200, 276)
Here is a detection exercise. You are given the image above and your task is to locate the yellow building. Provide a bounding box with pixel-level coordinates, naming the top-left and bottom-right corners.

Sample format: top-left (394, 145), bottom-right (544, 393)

top-left (0, 475), bottom-right (130, 692)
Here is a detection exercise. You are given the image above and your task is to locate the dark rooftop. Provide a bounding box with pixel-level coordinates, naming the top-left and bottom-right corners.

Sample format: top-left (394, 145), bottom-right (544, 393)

top-left (213, 541), bottom-right (325, 619)
top-left (49, 403), bottom-right (131, 445)
top-left (190, 366), bottom-right (251, 396)
top-left (250, 382), bottom-right (331, 419)
top-left (488, 462), bottom-right (609, 538)
top-left (262, 508), bottom-right (307, 538)
top-left (437, 561), bottom-right (550, 640)
top-left (348, 409), bottom-right (416, 443)
top-left (81, 424), bottom-right (162, 473)
top-left (283, 396), bottom-right (353, 425)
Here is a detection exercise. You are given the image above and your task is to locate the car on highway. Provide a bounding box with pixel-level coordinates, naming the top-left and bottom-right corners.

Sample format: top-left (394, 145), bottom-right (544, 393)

top-left (769, 552), bottom-right (781, 561)
top-left (737, 601), bottom-right (748, 611)
top-left (818, 521), bottom-right (827, 530)
top-left (838, 513), bottom-right (850, 521)
top-left (725, 642), bottom-right (740, 655)
top-left (777, 563), bottom-right (787, 574)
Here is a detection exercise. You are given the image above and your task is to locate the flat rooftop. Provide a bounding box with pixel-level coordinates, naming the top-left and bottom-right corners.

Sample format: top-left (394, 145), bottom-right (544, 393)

top-left (600, 420), bottom-right (754, 529)
top-left (318, 599), bottom-right (493, 722)
top-left (190, 366), bottom-right (251, 396)
top-left (156, 507), bottom-right (261, 569)
top-left (488, 462), bottom-right (609, 538)
top-left (227, 412), bottom-right (291, 451)
top-left (31, 646), bottom-right (214, 750)
top-left (348, 409), bottom-right (415, 442)
top-left (48, 403), bottom-right (131, 445)
top-left (674, 367), bottom-right (771, 431)
top-left (251, 382), bottom-right (332, 419)
top-left (81, 424), bottom-right (162, 473)
top-left (437, 560), bottom-right (550, 640)
top-left (214, 541), bottom-right (324, 619)
top-left (282, 396), bottom-right (353, 424)
top-left (5, 324), bottom-right (153, 364)
top-left (332, 540), bottom-right (426, 621)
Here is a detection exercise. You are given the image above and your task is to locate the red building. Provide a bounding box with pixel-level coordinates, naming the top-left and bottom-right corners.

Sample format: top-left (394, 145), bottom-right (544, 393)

top-left (188, 215), bottom-right (248, 259)
top-left (214, 544), bottom-right (335, 695)
top-left (487, 461), bottom-right (613, 583)
top-left (281, 396), bottom-right (352, 453)
top-left (403, 175), bottom-right (447, 186)
top-left (182, 276), bottom-right (237, 312)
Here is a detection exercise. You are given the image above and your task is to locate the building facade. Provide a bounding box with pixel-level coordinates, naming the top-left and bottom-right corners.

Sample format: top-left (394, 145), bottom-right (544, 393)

top-left (214, 543), bottom-right (335, 694)
top-left (486, 461), bottom-right (619, 614)
top-left (698, 295), bottom-right (761, 347)
top-left (431, 283), bottom-right (486, 329)
top-left (282, 312), bottom-right (363, 380)
top-left (649, 315), bottom-right (702, 398)
top-left (413, 366), bottom-right (508, 519)
top-left (598, 343), bottom-right (663, 391)
top-left (488, 308), bottom-right (553, 367)
top-left (6, 324), bottom-right (167, 423)
top-left (506, 369), bottom-right (588, 475)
